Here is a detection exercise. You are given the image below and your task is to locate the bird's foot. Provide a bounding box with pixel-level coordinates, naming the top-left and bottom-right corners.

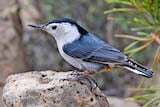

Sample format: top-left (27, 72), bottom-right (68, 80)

top-left (60, 70), bottom-right (98, 91)
top-left (59, 70), bottom-right (84, 82)
top-left (70, 70), bottom-right (85, 76)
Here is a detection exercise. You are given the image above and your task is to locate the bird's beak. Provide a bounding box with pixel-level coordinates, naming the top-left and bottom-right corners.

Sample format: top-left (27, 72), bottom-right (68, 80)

top-left (28, 24), bottom-right (46, 30)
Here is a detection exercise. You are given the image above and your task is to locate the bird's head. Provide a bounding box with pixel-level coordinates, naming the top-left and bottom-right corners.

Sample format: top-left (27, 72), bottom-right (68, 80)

top-left (29, 18), bottom-right (88, 44)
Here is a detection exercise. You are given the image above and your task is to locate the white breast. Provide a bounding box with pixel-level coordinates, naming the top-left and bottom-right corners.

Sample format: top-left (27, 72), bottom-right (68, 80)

top-left (52, 24), bottom-right (102, 71)
top-left (57, 44), bottom-right (102, 71)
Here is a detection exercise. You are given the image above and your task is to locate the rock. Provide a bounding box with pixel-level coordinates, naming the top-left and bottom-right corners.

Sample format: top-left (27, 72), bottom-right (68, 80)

top-left (3, 71), bottom-right (109, 107)
top-left (107, 96), bottom-right (140, 107)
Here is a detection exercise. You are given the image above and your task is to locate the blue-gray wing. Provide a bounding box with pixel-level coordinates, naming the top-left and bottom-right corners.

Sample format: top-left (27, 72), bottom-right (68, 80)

top-left (63, 34), bottom-right (126, 64)
top-left (83, 46), bottom-right (126, 64)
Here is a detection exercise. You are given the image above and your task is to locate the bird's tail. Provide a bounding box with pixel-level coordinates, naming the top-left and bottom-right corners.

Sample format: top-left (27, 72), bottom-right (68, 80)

top-left (124, 59), bottom-right (153, 78)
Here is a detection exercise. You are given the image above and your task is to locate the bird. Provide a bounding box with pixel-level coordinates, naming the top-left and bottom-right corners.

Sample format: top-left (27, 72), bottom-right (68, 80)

top-left (28, 18), bottom-right (153, 78)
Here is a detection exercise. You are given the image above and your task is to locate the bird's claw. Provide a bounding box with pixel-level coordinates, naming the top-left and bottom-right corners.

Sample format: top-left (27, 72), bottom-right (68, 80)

top-left (59, 71), bottom-right (84, 82)
top-left (61, 72), bottom-right (98, 90)
top-left (70, 70), bottom-right (85, 76)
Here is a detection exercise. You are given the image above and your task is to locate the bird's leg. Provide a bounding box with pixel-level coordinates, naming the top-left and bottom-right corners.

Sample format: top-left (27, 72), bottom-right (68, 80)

top-left (80, 71), bottom-right (104, 97)
top-left (60, 70), bottom-right (98, 91)
top-left (81, 75), bottom-right (97, 89)
top-left (79, 70), bottom-right (99, 90)
top-left (60, 70), bottom-right (86, 82)
top-left (84, 75), bottom-right (98, 90)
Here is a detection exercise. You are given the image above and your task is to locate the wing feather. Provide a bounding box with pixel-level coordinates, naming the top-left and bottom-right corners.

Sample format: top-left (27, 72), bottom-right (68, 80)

top-left (84, 46), bottom-right (126, 64)
top-left (63, 34), bottom-right (126, 64)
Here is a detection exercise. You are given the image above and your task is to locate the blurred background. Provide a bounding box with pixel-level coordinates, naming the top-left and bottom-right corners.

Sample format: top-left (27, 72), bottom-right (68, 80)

top-left (0, 0), bottom-right (159, 107)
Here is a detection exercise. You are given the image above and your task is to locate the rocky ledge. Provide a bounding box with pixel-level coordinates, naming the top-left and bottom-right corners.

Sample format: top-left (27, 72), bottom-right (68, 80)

top-left (2, 71), bottom-right (109, 107)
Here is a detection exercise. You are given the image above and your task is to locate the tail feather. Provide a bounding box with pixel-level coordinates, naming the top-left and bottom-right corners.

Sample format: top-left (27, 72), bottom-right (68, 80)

top-left (124, 59), bottom-right (153, 78)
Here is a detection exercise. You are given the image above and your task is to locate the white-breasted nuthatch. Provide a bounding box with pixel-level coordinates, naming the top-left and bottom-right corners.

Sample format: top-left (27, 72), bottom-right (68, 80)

top-left (29, 18), bottom-right (153, 78)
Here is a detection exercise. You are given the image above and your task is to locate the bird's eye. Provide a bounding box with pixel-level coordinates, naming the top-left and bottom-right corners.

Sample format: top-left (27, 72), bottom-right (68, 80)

top-left (52, 26), bottom-right (57, 30)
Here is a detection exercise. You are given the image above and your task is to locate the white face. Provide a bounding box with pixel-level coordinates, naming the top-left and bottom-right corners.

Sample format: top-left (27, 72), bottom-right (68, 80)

top-left (44, 22), bottom-right (80, 45)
